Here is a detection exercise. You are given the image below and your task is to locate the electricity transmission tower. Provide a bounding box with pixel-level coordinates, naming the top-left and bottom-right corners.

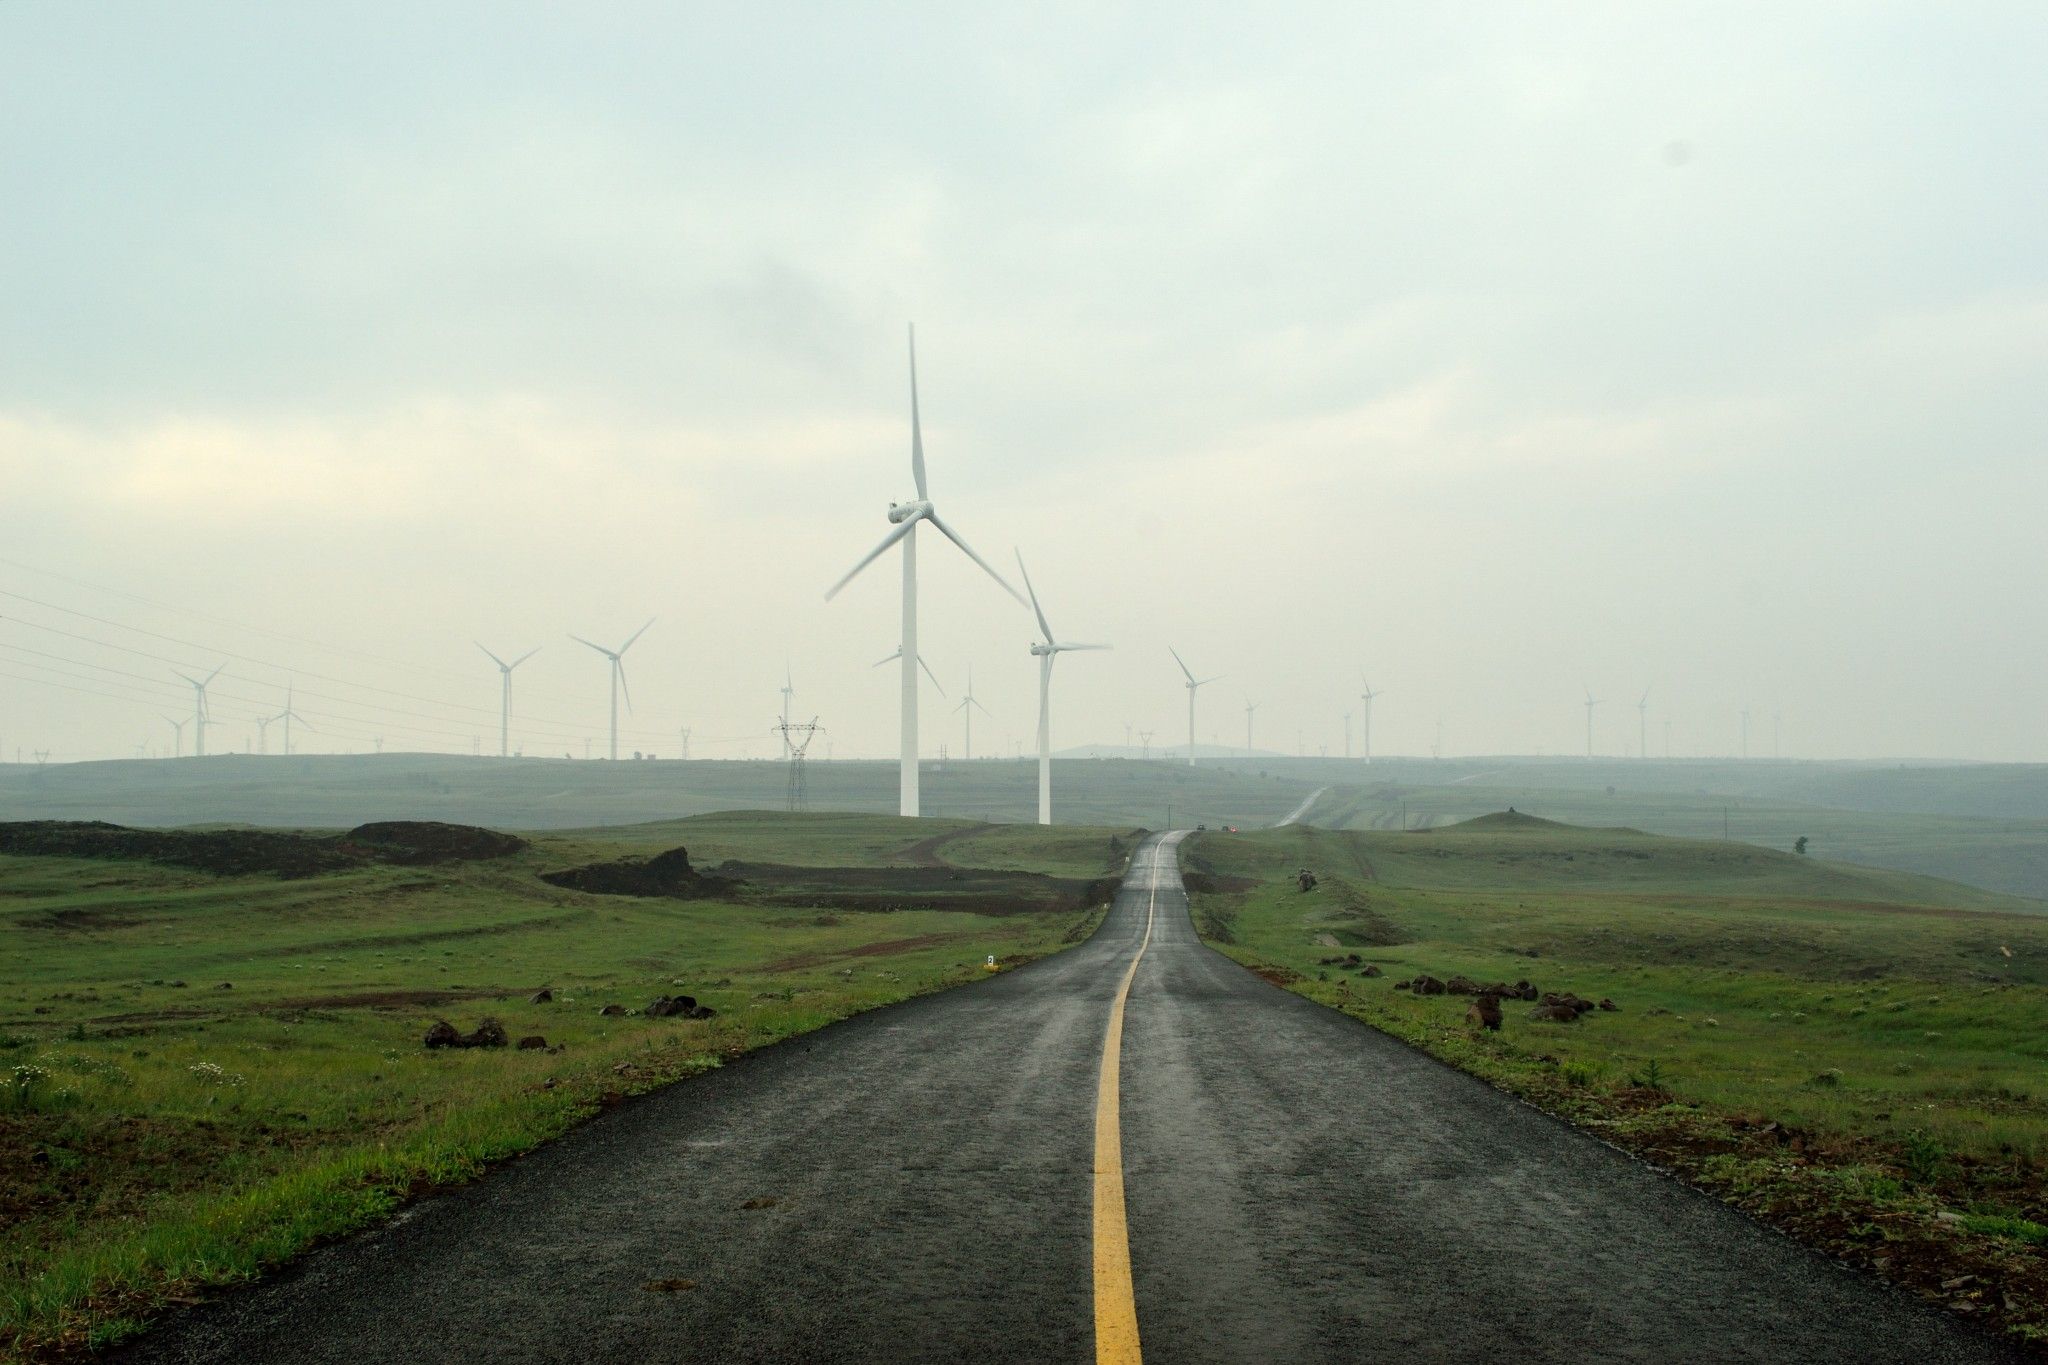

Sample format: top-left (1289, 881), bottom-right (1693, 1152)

top-left (774, 717), bottom-right (824, 811)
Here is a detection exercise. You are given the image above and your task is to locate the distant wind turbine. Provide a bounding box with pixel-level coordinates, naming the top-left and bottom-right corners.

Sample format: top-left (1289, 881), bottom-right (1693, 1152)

top-left (1018, 551), bottom-right (1109, 824)
top-left (1244, 698), bottom-right (1259, 756)
top-left (174, 665), bottom-right (225, 758)
top-left (477, 643), bottom-right (541, 759)
top-left (1359, 680), bottom-right (1381, 764)
top-left (873, 648), bottom-right (948, 697)
top-left (1637, 685), bottom-right (1651, 761)
top-left (570, 619), bottom-right (653, 761)
top-left (951, 666), bottom-right (994, 761)
top-left (824, 325), bottom-right (1026, 816)
top-left (275, 682), bottom-right (313, 756)
top-left (162, 714), bottom-right (187, 758)
top-left (779, 666), bottom-right (796, 757)
top-left (1170, 648), bottom-right (1221, 767)
top-left (1583, 688), bottom-right (1601, 759)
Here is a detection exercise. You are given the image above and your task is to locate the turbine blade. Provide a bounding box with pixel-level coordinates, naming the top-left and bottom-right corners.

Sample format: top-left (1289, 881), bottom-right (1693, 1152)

top-left (202, 664), bottom-right (224, 686)
top-left (926, 512), bottom-right (1026, 606)
top-left (476, 642), bottom-right (509, 670)
top-left (1169, 647), bottom-right (1196, 684)
top-left (908, 324), bottom-right (928, 501)
top-left (620, 617), bottom-right (655, 654)
top-left (918, 654), bottom-right (947, 696)
top-left (510, 646), bottom-right (542, 670)
top-left (825, 517), bottom-right (920, 600)
top-left (972, 697), bottom-right (996, 719)
top-left (1058, 643), bottom-right (1112, 652)
top-left (570, 634), bottom-right (612, 657)
top-left (1015, 549), bottom-right (1054, 644)
top-left (617, 661), bottom-right (634, 713)
top-left (873, 650), bottom-right (901, 669)
top-left (1198, 674), bottom-right (1224, 687)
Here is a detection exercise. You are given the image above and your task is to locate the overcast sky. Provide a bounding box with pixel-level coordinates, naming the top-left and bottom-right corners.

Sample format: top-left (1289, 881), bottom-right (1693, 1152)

top-left (2, 2), bottom-right (2043, 765)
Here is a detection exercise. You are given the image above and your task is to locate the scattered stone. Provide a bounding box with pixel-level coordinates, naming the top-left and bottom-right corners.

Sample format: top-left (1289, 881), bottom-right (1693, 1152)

top-left (1392, 980), bottom-right (1412, 991)
top-left (1358, 964), bottom-right (1382, 978)
top-left (1467, 996), bottom-right (1503, 1031)
top-left (1296, 869), bottom-right (1319, 892)
top-left (645, 995), bottom-right (697, 1018)
top-left (599, 1004), bottom-right (626, 1017)
top-left (1529, 1003), bottom-right (1581, 1023)
top-left (423, 1020), bottom-right (462, 1049)
top-left (516, 1035), bottom-right (548, 1051)
top-left (1510, 980), bottom-right (1538, 1001)
top-left (213, 982), bottom-right (233, 991)
top-left (528, 989), bottom-right (553, 1005)
top-left (643, 1278), bottom-right (697, 1293)
top-left (169, 981), bottom-right (188, 989)
top-left (740, 1196), bottom-right (779, 1210)
top-left (1597, 998), bottom-right (1619, 1011)
top-left (463, 1018), bottom-right (508, 1048)
top-left (1412, 975), bottom-right (1447, 996)
top-left (1446, 976), bottom-right (1485, 996)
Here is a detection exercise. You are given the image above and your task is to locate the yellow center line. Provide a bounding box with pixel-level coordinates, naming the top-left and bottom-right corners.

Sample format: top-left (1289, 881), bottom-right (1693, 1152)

top-left (1094, 837), bottom-right (1165, 1365)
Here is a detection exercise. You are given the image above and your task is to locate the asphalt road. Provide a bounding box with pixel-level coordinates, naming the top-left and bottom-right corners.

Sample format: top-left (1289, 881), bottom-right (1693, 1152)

top-left (117, 834), bottom-right (2020, 1364)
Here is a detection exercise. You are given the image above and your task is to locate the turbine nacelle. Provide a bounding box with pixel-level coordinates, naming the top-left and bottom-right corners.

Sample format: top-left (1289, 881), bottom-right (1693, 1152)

top-left (887, 499), bottom-right (934, 524)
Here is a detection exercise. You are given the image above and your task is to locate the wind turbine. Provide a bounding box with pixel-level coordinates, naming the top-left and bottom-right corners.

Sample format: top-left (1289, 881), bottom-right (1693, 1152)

top-left (1170, 648), bottom-right (1220, 767)
top-left (1016, 552), bottom-right (1109, 824)
top-left (951, 666), bottom-right (994, 761)
top-left (1244, 699), bottom-right (1259, 756)
top-left (1343, 710), bottom-right (1353, 759)
top-left (477, 643), bottom-right (541, 759)
top-left (254, 715), bottom-right (274, 755)
top-left (570, 619), bottom-right (653, 761)
top-left (779, 666), bottom-right (796, 757)
top-left (873, 648), bottom-right (949, 697)
top-left (824, 325), bottom-right (1026, 816)
top-left (1583, 688), bottom-right (1601, 759)
top-left (1637, 685), bottom-right (1651, 761)
top-left (174, 665), bottom-right (224, 757)
top-left (162, 715), bottom-right (187, 758)
top-left (275, 683), bottom-right (312, 756)
top-left (1359, 680), bottom-right (1381, 764)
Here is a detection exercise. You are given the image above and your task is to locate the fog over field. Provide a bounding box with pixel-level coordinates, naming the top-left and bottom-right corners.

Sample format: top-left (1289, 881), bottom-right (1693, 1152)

top-left (1, 3), bottom-right (2042, 765)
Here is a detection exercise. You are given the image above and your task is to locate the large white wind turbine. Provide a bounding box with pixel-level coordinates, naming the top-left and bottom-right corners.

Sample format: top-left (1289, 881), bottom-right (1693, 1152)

top-left (824, 326), bottom-right (1025, 816)
top-left (1360, 679), bottom-right (1381, 764)
top-left (174, 665), bottom-right (224, 758)
top-left (1017, 552), bottom-right (1109, 824)
top-left (951, 666), bottom-right (994, 761)
top-left (1584, 687), bottom-right (1601, 759)
top-left (1170, 648), bottom-right (1221, 767)
top-left (570, 619), bottom-right (653, 760)
top-left (477, 643), bottom-right (541, 759)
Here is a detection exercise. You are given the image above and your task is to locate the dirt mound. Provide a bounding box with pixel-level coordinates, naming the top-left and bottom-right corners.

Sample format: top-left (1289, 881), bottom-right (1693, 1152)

top-left (0, 819), bottom-right (527, 880)
top-left (0, 821), bottom-right (359, 878)
top-left (340, 822), bottom-right (527, 864)
top-left (539, 847), bottom-right (738, 899)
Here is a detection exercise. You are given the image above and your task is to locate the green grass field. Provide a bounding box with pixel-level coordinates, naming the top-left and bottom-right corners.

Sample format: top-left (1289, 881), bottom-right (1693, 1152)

top-left (1185, 812), bottom-right (2048, 1346)
top-left (0, 811), bottom-right (1135, 1359)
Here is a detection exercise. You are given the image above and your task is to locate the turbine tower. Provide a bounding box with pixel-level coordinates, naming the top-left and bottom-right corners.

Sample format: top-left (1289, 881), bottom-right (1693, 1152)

top-left (162, 715), bottom-right (187, 758)
top-left (824, 325), bottom-right (1025, 817)
top-left (1170, 648), bottom-right (1220, 767)
top-left (570, 619), bottom-right (653, 761)
top-left (951, 666), bottom-right (993, 761)
top-left (1244, 699), bottom-right (1259, 756)
top-left (174, 665), bottom-right (224, 758)
top-left (1359, 679), bottom-right (1381, 764)
top-left (1583, 687), bottom-right (1601, 759)
top-left (477, 643), bottom-right (540, 759)
top-left (1018, 551), bottom-right (1109, 824)
top-left (1637, 685), bottom-right (1651, 761)
top-left (779, 666), bottom-right (796, 757)
top-left (275, 683), bottom-right (312, 757)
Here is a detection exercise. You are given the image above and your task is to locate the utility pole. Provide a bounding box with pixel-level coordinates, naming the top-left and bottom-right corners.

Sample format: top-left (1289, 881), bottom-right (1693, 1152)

top-left (679, 727), bottom-right (692, 761)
